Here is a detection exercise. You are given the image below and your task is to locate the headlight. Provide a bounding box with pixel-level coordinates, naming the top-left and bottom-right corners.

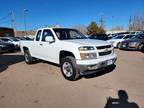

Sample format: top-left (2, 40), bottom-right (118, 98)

top-left (79, 46), bottom-right (95, 51)
top-left (80, 53), bottom-right (97, 60)
top-left (111, 41), bottom-right (116, 44)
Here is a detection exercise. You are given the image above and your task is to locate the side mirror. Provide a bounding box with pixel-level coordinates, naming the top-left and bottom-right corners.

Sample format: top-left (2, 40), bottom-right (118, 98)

top-left (45, 36), bottom-right (54, 42)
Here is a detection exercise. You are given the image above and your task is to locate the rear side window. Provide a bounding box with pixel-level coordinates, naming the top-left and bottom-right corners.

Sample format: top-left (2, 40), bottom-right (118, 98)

top-left (36, 30), bottom-right (42, 41)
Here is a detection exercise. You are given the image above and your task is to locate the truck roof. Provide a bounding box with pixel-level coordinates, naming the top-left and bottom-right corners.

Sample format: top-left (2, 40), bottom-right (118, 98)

top-left (38, 27), bottom-right (74, 30)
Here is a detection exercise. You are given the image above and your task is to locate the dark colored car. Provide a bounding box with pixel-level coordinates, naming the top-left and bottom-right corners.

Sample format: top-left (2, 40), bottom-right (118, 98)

top-left (0, 39), bottom-right (15, 53)
top-left (89, 34), bottom-right (108, 41)
top-left (119, 34), bottom-right (144, 52)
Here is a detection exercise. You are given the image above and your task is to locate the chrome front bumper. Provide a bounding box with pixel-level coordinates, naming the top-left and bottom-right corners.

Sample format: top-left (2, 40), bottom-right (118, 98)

top-left (78, 58), bottom-right (117, 75)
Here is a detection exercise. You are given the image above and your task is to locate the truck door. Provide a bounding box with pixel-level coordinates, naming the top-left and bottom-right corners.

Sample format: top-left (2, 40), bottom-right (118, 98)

top-left (32, 30), bottom-right (43, 57)
top-left (39, 29), bottom-right (58, 63)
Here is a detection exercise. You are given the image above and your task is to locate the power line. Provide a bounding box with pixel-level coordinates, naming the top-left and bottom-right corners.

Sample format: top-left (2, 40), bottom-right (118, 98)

top-left (99, 15), bottom-right (105, 28)
top-left (0, 13), bottom-right (11, 22)
top-left (0, 19), bottom-right (12, 24)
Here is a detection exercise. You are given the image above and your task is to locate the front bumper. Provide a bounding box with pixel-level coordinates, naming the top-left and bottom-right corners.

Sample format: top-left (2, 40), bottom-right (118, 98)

top-left (77, 56), bottom-right (117, 75)
top-left (119, 43), bottom-right (138, 50)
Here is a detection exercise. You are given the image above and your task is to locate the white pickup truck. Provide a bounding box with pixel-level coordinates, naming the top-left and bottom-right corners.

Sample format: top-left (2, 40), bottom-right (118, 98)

top-left (20, 27), bottom-right (117, 81)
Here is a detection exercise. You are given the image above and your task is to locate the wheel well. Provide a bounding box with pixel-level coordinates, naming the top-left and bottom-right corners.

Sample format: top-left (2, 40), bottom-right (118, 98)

top-left (117, 42), bottom-right (121, 47)
top-left (23, 47), bottom-right (29, 52)
top-left (59, 51), bottom-right (75, 63)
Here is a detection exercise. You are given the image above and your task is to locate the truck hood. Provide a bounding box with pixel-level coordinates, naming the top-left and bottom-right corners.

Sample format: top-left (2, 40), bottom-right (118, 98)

top-left (62, 39), bottom-right (110, 46)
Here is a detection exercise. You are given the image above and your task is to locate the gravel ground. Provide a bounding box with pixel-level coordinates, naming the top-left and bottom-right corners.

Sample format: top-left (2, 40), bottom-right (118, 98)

top-left (0, 49), bottom-right (144, 108)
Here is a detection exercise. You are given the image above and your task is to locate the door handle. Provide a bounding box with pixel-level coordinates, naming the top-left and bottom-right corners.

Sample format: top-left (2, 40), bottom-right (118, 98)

top-left (40, 43), bottom-right (43, 46)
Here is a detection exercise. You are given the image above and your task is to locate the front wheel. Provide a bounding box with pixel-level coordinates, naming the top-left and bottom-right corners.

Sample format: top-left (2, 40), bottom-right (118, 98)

top-left (138, 43), bottom-right (144, 52)
top-left (61, 56), bottom-right (80, 81)
top-left (117, 42), bottom-right (121, 49)
top-left (24, 50), bottom-right (34, 64)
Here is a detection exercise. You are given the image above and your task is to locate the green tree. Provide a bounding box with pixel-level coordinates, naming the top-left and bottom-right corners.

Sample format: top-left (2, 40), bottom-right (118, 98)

top-left (87, 21), bottom-right (105, 35)
top-left (87, 22), bottom-right (98, 35)
top-left (97, 26), bottom-right (105, 34)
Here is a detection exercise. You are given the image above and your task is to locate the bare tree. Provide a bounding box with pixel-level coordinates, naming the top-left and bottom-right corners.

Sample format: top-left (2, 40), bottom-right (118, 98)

top-left (73, 25), bottom-right (87, 35)
top-left (111, 26), bottom-right (124, 31)
top-left (129, 14), bottom-right (144, 31)
top-left (99, 15), bottom-right (105, 29)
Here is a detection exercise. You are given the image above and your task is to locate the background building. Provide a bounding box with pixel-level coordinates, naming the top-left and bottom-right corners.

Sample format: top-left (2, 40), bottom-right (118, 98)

top-left (0, 27), bottom-right (14, 37)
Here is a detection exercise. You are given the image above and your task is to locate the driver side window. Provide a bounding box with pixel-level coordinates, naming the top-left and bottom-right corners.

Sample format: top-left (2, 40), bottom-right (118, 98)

top-left (42, 29), bottom-right (54, 42)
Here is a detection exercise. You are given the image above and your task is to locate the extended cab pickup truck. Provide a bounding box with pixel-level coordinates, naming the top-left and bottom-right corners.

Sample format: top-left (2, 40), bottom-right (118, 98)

top-left (20, 28), bottom-right (117, 81)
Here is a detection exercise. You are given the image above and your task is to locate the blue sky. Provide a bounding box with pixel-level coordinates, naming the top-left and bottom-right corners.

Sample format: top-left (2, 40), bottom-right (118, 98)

top-left (0, 0), bottom-right (144, 31)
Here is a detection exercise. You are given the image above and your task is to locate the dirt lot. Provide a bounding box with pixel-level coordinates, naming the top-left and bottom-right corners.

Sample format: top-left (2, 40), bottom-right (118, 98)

top-left (0, 49), bottom-right (144, 108)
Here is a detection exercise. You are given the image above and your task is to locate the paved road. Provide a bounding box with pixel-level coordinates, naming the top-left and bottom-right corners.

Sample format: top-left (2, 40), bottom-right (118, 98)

top-left (0, 50), bottom-right (144, 108)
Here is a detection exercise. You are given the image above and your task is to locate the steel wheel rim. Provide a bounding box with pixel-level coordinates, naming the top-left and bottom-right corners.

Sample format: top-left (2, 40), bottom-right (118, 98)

top-left (118, 43), bottom-right (121, 48)
top-left (139, 44), bottom-right (144, 50)
top-left (62, 62), bottom-right (73, 77)
top-left (25, 53), bottom-right (29, 62)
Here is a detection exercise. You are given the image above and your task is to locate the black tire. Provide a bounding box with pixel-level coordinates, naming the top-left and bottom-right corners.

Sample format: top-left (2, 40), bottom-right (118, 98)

top-left (60, 56), bottom-right (80, 81)
top-left (24, 49), bottom-right (34, 64)
top-left (138, 43), bottom-right (144, 52)
top-left (117, 42), bottom-right (121, 49)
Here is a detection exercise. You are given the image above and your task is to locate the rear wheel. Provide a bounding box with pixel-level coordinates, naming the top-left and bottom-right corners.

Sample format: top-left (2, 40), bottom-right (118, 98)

top-left (24, 50), bottom-right (34, 64)
top-left (61, 56), bottom-right (80, 81)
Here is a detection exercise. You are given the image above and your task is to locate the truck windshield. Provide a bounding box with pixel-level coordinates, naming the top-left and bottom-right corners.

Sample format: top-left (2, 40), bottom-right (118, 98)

top-left (53, 28), bottom-right (88, 40)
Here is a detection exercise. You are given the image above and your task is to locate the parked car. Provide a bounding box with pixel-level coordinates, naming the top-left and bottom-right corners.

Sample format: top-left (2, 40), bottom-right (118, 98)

top-left (0, 39), bottom-right (15, 53)
top-left (14, 36), bottom-right (26, 40)
top-left (119, 34), bottom-right (144, 52)
top-left (0, 37), bottom-right (20, 50)
top-left (129, 31), bottom-right (143, 35)
top-left (20, 27), bottom-right (117, 81)
top-left (89, 34), bottom-right (108, 41)
top-left (107, 34), bottom-right (135, 48)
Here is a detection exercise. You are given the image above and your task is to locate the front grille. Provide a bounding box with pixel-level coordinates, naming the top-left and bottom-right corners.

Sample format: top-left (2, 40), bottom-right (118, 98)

top-left (99, 51), bottom-right (112, 56)
top-left (96, 45), bottom-right (111, 50)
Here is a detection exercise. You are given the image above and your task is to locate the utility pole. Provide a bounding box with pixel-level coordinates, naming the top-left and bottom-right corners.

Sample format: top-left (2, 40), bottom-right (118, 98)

top-left (99, 15), bottom-right (104, 28)
top-left (23, 9), bottom-right (28, 36)
top-left (112, 16), bottom-right (115, 33)
top-left (11, 11), bottom-right (17, 36)
top-left (128, 15), bottom-right (132, 31)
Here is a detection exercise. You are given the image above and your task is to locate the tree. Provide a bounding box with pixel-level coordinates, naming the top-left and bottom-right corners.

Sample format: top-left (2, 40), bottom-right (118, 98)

top-left (87, 21), bottom-right (105, 35)
top-left (111, 26), bottom-right (124, 31)
top-left (129, 14), bottom-right (144, 31)
top-left (87, 22), bottom-right (98, 35)
top-left (97, 26), bottom-right (106, 34)
top-left (73, 25), bottom-right (87, 34)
